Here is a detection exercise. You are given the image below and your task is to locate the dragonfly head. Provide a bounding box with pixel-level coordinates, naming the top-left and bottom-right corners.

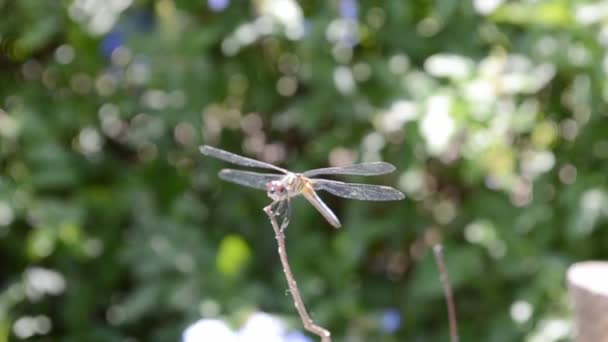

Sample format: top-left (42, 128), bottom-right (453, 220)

top-left (266, 180), bottom-right (288, 201)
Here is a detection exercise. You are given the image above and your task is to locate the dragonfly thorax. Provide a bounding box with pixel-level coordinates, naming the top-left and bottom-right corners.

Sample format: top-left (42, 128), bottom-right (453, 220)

top-left (266, 173), bottom-right (303, 201)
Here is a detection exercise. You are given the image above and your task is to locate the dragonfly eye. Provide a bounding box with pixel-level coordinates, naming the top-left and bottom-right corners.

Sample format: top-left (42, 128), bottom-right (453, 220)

top-left (267, 181), bottom-right (281, 195)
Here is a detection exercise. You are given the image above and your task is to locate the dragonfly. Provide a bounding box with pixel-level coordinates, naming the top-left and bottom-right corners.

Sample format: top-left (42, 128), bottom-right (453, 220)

top-left (200, 145), bottom-right (404, 228)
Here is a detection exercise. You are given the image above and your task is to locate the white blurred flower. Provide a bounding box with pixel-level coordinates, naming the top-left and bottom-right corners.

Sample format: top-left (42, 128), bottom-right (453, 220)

top-left (576, 2), bottom-right (608, 25)
top-left (238, 312), bottom-right (286, 342)
top-left (477, 54), bottom-right (555, 95)
top-left (0, 201), bottom-right (15, 226)
top-left (68, 0), bottom-right (133, 35)
top-left (464, 79), bottom-right (496, 117)
top-left (398, 168), bottom-right (426, 200)
top-left (235, 23), bottom-right (259, 46)
top-left (182, 319), bottom-right (237, 342)
top-left (12, 315), bottom-right (52, 339)
top-left (24, 267), bottom-right (67, 301)
top-left (573, 188), bottom-right (608, 236)
top-left (510, 300), bottom-right (533, 324)
top-left (528, 318), bottom-right (572, 342)
top-left (333, 66), bottom-right (356, 95)
top-left (78, 127), bottom-right (104, 155)
top-left (529, 63), bottom-right (556, 92)
top-left (424, 54), bottom-right (473, 79)
top-left (473, 0), bottom-right (503, 15)
top-left (376, 100), bottom-right (418, 133)
top-left (464, 219), bottom-right (506, 258)
top-left (521, 150), bottom-right (555, 179)
top-left (182, 312), bottom-right (311, 342)
top-left (361, 132), bottom-right (385, 162)
top-left (326, 18), bottom-right (358, 47)
top-left (420, 94), bottom-right (455, 155)
top-left (0, 109), bottom-right (19, 139)
top-left (257, 0), bottom-right (305, 40)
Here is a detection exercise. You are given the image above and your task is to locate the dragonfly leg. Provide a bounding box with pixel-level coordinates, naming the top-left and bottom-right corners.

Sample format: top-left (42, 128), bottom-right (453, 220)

top-left (279, 199), bottom-right (292, 233)
top-left (272, 200), bottom-right (284, 218)
top-left (267, 200), bottom-right (284, 218)
top-left (266, 200), bottom-right (277, 215)
top-left (266, 200), bottom-right (290, 232)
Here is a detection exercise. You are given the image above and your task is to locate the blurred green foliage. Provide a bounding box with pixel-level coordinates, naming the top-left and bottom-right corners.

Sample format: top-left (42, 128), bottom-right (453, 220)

top-left (1, 0), bottom-right (608, 341)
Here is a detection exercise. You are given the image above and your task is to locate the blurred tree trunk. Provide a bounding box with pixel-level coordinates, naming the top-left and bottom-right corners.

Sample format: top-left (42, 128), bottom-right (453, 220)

top-left (567, 262), bottom-right (608, 342)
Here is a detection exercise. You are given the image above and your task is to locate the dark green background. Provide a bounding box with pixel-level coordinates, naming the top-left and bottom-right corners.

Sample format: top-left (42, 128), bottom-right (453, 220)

top-left (1, 0), bottom-right (607, 341)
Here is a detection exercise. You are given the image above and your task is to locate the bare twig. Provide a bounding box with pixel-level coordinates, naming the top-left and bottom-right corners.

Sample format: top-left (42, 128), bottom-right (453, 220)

top-left (432, 244), bottom-right (459, 342)
top-left (264, 204), bottom-right (331, 342)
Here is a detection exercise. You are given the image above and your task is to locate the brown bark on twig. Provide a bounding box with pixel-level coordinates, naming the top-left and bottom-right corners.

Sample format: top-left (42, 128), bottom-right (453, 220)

top-left (264, 204), bottom-right (331, 342)
top-left (433, 244), bottom-right (459, 342)
top-left (567, 261), bottom-right (608, 342)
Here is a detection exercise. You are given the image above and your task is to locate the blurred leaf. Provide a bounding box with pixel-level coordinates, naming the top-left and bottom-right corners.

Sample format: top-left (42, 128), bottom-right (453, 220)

top-left (491, 1), bottom-right (574, 27)
top-left (27, 227), bottom-right (56, 260)
top-left (216, 234), bottom-right (251, 278)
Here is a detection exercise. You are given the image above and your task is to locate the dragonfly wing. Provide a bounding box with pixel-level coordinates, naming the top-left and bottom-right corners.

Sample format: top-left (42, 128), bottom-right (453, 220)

top-left (218, 169), bottom-right (283, 190)
top-left (302, 162), bottom-right (396, 177)
top-left (312, 179), bottom-right (405, 201)
top-left (300, 184), bottom-right (342, 228)
top-left (200, 145), bottom-right (287, 173)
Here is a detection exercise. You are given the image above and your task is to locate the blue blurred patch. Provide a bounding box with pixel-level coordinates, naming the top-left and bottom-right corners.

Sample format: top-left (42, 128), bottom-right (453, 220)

top-left (285, 331), bottom-right (313, 342)
top-left (340, 0), bottom-right (358, 20)
top-left (208, 0), bottom-right (230, 12)
top-left (381, 309), bottom-right (402, 333)
top-left (100, 31), bottom-right (124, 57)
top-left (99, 9), bottom-right (156, 58)
top-left (131, 9), bottom-right (156, 31)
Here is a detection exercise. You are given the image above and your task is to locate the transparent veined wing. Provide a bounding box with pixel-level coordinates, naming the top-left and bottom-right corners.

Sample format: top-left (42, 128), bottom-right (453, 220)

top-left (200, 145), bottom-right (287, 173)
top-left (218, 169), bottom-right (283, 190)
top-left (312, 179), bottom-right (405, 201)
top-left (302, 162), bottom-right (396, 177)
